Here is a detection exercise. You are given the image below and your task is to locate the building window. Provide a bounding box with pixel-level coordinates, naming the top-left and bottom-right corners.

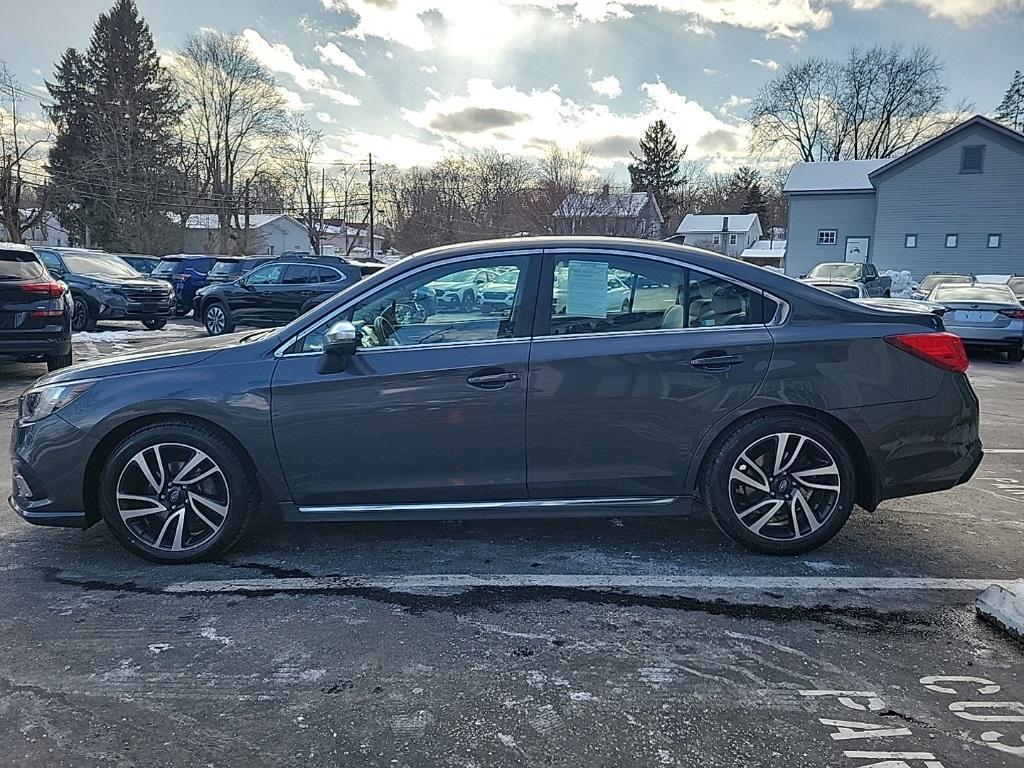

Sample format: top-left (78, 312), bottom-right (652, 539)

top-left (988, 234), bottom-right (1002, 249)
top-left (960, 145), bottom-right (985, 174)
top-left (904, 234), bottom-right (917, 248)
top-left (818, 230), bottom-right (837, 245)
top-left (267, 245), bottom-right (275, 255)
top-left (945, 234), bottom-right (958, 248)
top-left (712, 234), bottom-right (720, 245)
top-left (729, 233), bottom-right (738, 245)
top-left (638, 220), bottom-right (647, 237)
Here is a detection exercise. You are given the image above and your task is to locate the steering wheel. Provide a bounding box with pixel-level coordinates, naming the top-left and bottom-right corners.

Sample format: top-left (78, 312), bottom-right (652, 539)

top-left (373, 314), bottom-right (396, 346)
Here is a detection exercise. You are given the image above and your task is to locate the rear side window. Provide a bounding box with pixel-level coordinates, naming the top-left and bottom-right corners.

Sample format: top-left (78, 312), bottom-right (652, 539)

top-left (0, 249), bottom-right (46, 279)
top-left (283, 265), bottom-right (315, 284)
top-left (153, 259), bottom-right (185, 276)
top-left (190, 258), bottom-right (216, 273)
top-left (315, 266), bottom-right (345, 283)
top-left (209, 261), bottom-right (240, 277)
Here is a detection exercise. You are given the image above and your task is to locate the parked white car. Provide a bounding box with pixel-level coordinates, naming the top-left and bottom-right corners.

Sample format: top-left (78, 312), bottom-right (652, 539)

top-left (553, 273), bottom-right (631, 315)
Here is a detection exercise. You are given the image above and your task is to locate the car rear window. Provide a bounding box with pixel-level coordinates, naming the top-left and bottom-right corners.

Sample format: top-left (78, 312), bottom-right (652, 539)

top-left (919, 274), bottom-right (972, 293)
top-left (209, 261), bottom-right (241, 277)
top-left (152, 259), bottom-right (185, 276)
top-left (807, 263), bottom-right (861, 280)
top-left (0, 249), bottom-right (46, 279)
top-left (933, 285), bottom-right (1016, 302)
top-left (816, 284), bottom-right (860, 298)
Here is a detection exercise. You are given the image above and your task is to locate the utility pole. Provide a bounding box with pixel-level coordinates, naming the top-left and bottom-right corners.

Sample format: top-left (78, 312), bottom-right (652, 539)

top-left (318, 167), bottom-right (326, 255)
top-left (366, 153), bottom-right (375, 260)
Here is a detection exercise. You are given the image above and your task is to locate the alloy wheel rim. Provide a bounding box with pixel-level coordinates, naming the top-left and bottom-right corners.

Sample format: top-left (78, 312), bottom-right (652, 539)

top-left (72, 299), bottom-right (88, 331)
top-left (727, 432), bottom-right (841, 541)
top-left (206, 306), bottom-right (225, 334)
top-left (115, 443), bottom-right (230, 552)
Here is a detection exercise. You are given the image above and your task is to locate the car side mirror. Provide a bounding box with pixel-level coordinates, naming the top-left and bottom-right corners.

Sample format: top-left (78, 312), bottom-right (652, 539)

top-left (317, 320), bottom-right (358, 374)
top-left (799, 274), bottom-right (807, 279)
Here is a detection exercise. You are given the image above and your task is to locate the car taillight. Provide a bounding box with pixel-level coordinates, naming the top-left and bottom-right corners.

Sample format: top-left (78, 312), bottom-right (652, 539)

top-left (886, 332), bottom-right (969, 373)
top-left (21, 281), bottom-right (66, 298)
top-left (998, 308), bottom-right (1024, 319)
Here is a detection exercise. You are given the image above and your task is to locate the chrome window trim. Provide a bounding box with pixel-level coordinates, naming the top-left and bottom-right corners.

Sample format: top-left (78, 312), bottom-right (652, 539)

top-left (531, 323), bottom-right (771, 344)
top-left (274, 249), bottom-right (542, 357)
top-left (298, 496), bottom-right (678, 514)
top-left (281, 337), bottom-right (530, 359)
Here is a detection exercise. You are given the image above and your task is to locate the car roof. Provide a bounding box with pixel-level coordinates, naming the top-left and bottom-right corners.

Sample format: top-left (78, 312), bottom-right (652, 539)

top-left (2, 243), bottom-right (37, 254)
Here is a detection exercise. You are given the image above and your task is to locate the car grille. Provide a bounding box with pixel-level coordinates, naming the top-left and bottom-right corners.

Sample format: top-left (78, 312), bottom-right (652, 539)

top-left (0, 312), bottom-right (16, 330)
top-left (122, 286), bottom-right (170, 302)
top-left (483, 292), bottom-right (508, 300)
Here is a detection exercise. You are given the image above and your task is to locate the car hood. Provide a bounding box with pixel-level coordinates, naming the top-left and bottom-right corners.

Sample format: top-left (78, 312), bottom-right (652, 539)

top-left (82, 275), bottom-right (171, 290)
top-left (38, 331), bottom-right (256, 386)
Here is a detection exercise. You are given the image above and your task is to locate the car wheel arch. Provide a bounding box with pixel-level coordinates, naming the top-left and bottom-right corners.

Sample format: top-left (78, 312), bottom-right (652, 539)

top-left (82, 413), bottom-right (265, 526)
top-left (688, 404), bottom-right (878, 512)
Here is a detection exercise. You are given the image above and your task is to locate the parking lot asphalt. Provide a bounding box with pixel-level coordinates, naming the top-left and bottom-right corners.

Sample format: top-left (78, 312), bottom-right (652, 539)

top-left (1, 321), bottom-right (1023, 767)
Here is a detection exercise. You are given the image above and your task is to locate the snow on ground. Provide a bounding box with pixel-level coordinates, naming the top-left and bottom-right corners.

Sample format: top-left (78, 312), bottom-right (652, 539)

top-left (72, 326), bottom-right (200, 343)
top-left (881, 269), bottom-right (917, 297)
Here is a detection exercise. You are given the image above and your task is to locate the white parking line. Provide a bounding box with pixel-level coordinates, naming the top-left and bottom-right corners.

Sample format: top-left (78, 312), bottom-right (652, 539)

top-left (984, 449), bottom-right (1024, 454)
top-left (164, 574), bottom-right (1024, 594)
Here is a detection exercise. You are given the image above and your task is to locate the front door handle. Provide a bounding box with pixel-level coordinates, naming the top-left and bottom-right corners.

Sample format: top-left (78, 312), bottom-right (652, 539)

top-left (466, 370), bottom-right (522, 389)
top-left (690, 352), bottom-right (744, 370)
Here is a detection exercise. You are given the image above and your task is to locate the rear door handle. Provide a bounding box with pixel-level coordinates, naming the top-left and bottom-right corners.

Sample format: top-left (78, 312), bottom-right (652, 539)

top-left (690, 353), bottom-right (744, 370)
top-left (466, 371), bottom-right (522, 388)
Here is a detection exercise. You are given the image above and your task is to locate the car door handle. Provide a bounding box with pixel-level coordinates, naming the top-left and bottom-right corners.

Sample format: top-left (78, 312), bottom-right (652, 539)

top-left (690, 353), bottom-right (744, 370)
top-left (466, 371), bottom-right (522, 388)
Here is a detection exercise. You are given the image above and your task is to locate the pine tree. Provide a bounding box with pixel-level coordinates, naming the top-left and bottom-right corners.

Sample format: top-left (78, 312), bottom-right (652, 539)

top-left (628, 120), bottom-right (684, 214)
top-left (995, 70), bottom-right (1024, 134)
top-left (47, 0), bottom-right (179, 250)
top-left (46, 48), bottom-right (94, 246)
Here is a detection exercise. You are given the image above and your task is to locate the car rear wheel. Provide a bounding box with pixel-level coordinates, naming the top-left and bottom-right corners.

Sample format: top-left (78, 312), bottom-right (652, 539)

top-left (46, 351), bottom-right (73, 371)
top-left (461, 290), bottom-right (476, 310)
top-left (71, 296), bottom-right (96, 332)
top-left (142, 318), bottom-right (167, 331)
top-left (99, 422), bottom-right (257, 563)
top-left (1007, 348), bottom-right (1024, 363)
top-left (203, 302), bottom-right (234, 336)
top-left (700, 414), bottom-right (856, 555)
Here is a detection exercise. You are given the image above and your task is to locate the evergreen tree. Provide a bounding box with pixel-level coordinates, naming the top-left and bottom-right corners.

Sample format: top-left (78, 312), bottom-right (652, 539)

top-left (47, 0), bottom-right (179, 250)
top-left (46, 49), bottom-right (94, 246)
top-left (628, 120), bottom-right (684, 214)
top-left (995, 70), bottom-right (1024, 133)
top-left (725, 166), bottom-right (769, 226)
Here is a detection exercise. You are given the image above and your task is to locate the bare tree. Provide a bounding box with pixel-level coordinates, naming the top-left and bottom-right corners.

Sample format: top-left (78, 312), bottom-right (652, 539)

top-left (0, 64), bottom-right (51, 243)
top-left (174, 30), bottom-right (287, 252)
top-left (280, 117), bottom-right (327, 253)
top-left (749, 45), bottom-right (969, 162)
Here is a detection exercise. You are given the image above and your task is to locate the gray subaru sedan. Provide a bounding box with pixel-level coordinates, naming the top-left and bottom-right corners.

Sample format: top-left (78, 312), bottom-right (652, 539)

top-left (10, 237), bottom-right (982, 563)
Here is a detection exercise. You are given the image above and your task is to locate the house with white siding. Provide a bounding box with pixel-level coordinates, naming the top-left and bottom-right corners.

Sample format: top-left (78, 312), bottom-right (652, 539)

top-left (784, 115), bottom-right (1024, 279)
top-left (673, 214), bottom-right (762, 257)
top-left (177, 213), bottom-right (309, 255)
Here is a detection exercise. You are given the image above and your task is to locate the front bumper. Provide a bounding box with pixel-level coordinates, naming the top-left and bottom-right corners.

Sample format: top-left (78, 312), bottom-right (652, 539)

top-left (96, 296), bottom-right (175, 320)
top-left (9, 413), bottom-right (99, 529)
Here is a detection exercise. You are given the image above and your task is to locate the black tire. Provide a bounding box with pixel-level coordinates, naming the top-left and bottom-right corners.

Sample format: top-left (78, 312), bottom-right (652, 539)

top-left (699, 413), bottom-right (856, 555)
top-left (174, 303), bottom-right (192, 317)
top-left (621, 298), bottom-right (631, 313)
top-left (203, 301), bottom-right (234, 336)
top-left (461, 290), bottom-right (475, 311)
top-left (142, 318), bottom-right (167, 331)
top-left (46, 350), bottom-right (73, 371)
top-left (71, 295), bottom-right (96, 332)
top-left (98, 421), bottom-right (258, 563)
top-left (1008, 348), bottom-right (1024, 363)
top-left (883, 290), bottom-right (891, 298)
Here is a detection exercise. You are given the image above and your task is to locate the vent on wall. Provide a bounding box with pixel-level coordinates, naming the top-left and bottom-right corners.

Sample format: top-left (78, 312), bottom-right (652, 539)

top-left (960, 145), bottom-right (985, 173)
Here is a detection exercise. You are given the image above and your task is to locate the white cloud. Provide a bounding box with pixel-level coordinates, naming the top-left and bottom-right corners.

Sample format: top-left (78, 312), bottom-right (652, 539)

top-left (241, 29), bottom-right (360, 106)
top-left (321, 0), bottom-right (834, 47)
top-left (750, 58), bottom-right (779, 70)
top-left (420, 64), bottom-right (439, 74)
top-left (718, 93), bottom-right (752, 115)
top-left (315, 42), bottom-right (367, 76)
top-left (322, 130), bottom-right (454, 167)
top-left (401, 77), bottom-right (747, 169)
top-left (589, 74), bottom-right (623, 98)
top-left (316, 111), bottom-right (338, 124)
top-left (277, 87), bottom-right (311, 111)
top-left (849, 0), bottom-right (1024, 21)
top-left (702, 67), bottom-right (718, 75)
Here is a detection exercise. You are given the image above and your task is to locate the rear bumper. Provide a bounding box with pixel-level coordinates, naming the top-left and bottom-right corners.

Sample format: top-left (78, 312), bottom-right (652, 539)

top-left (945, 324), bottom-right (1024, 348)
top-left (0, 333), bottom-right (71, 357)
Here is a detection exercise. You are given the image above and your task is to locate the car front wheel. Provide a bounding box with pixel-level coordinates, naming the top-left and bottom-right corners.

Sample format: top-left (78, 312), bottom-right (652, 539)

top-left (203, 302), bottom-right (234, 336)
top-left (99, 422), bottom-right (257, 563)
top-left (142, 318), bottom-right (167, 331)
top-left (700, 414), bottom-right (856, 555)
top-left (71, 296), bottom-right (96, 332)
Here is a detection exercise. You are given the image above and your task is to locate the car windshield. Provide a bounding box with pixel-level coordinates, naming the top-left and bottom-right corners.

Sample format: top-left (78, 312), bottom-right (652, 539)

top-left (209, 261), bottom-right (241, 276)
top-left (933, 285), bottom-right (1017, 303)
top-left (1009, 277), bottom-right (1024, 295)
top-left (493, 272), bottom-right (518, 285)
top-left (0, 250), bottom-right (46, 280)
top-left (815, 283), bottom-right (860, 298)
top-left (152, 259), bottom-right (185, 276)
top-left (807, 264), bottom-right (862, 280)
top-left (918, 274), bottom-right (972, 293)
top-left (63, 254), bottom-right (141, 278)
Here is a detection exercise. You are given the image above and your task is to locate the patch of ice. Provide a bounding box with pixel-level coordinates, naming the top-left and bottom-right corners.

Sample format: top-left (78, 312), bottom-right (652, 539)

top-left (497, 734), bottom-right (518, 750)
top-left (199, 626), bottom-right (232, 646)
top-left (73, 327), bottom-right (199, 343)
top-left (147, 643), bottom-right (172, 654)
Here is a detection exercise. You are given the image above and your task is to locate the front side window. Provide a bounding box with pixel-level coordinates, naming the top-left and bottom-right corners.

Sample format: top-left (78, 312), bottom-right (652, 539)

top-left (244, 263), bottom-right (286, 286)
top-left (818, 230), bottom-right (837, 245)
top-left (945, 234), bottom-right (958, 248)
top-left (546, 254), bottom-right (759, 337)
top-left (988, 234), bottom-right (1002, 249)
top-left (37, 250), bottom-right (63, 275)
top-left (299, 258), bottom-right (530, 353)
top-left (905, 234), bottom-right (917, 248)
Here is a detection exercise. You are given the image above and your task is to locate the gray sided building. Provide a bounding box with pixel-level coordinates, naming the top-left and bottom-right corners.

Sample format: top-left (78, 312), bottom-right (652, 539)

top-left (552, 187), bottom-right (664, 239)
top-left (784, 115), bottom-right (1024, 280)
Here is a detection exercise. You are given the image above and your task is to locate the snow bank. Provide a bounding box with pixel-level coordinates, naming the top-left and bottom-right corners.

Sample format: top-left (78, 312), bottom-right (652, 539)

top-left (881, 270), bottom-right (917, 298)
top-left (73, 327), bottom-right (199, 343)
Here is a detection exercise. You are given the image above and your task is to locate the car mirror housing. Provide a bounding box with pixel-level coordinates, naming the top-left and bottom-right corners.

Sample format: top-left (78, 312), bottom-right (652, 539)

top-left (317, 320), bottom-right (358, 374)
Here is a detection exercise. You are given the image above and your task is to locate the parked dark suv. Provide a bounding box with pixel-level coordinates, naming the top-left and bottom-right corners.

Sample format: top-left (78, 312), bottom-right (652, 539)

top-left (11, 237), bottom-right (981, 563)
top-left (0, 244), bottom-right (72, 371)
top-left (115, 254), bottom-right (160, 275)
top-left (204, 256), bottom-right (276, 286)
top-left (151, 255), bottom-right (217, 316)
top-left (195, 255), bottom-right (380, 336)
top-left (35, 247), bottom-right (174, 332)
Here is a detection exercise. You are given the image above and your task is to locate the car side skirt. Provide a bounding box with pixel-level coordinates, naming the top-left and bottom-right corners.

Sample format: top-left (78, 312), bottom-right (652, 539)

top-left (282, 496), bottom-right (690, 522)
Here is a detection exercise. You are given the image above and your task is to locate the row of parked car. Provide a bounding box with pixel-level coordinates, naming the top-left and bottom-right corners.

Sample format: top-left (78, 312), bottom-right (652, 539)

top-left (0, 244), bottom-right (386, 371)
top-left (800, 263), bottom-right (1024, 362)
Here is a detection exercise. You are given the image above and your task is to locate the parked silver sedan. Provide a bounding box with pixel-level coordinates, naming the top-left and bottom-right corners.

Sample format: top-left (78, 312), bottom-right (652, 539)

top-left (928, 283), bottom-right (1024, 362)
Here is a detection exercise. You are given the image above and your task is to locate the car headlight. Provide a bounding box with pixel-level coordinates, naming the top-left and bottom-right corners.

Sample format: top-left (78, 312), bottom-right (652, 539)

top-left (19, 380), bottom-right (95, 424)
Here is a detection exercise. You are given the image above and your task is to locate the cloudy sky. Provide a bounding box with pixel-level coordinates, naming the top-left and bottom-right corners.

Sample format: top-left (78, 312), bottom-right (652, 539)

top-left (3, 0), bottom-right (1022, 179)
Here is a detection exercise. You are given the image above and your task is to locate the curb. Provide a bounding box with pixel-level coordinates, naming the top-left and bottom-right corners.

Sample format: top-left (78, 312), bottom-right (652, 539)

top-left (976, 584), bottom-right (1024, 642)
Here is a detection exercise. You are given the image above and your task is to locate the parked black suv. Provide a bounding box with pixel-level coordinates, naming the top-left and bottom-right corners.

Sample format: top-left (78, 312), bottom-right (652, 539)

top-left (205, 255), bottom-right (276, 286)
top-left (195, 255), bottom-right (382, 336)
top-left (35, 247), bottom-right (174, 332)
top-left (0, 244), bottom-right (72, 371)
